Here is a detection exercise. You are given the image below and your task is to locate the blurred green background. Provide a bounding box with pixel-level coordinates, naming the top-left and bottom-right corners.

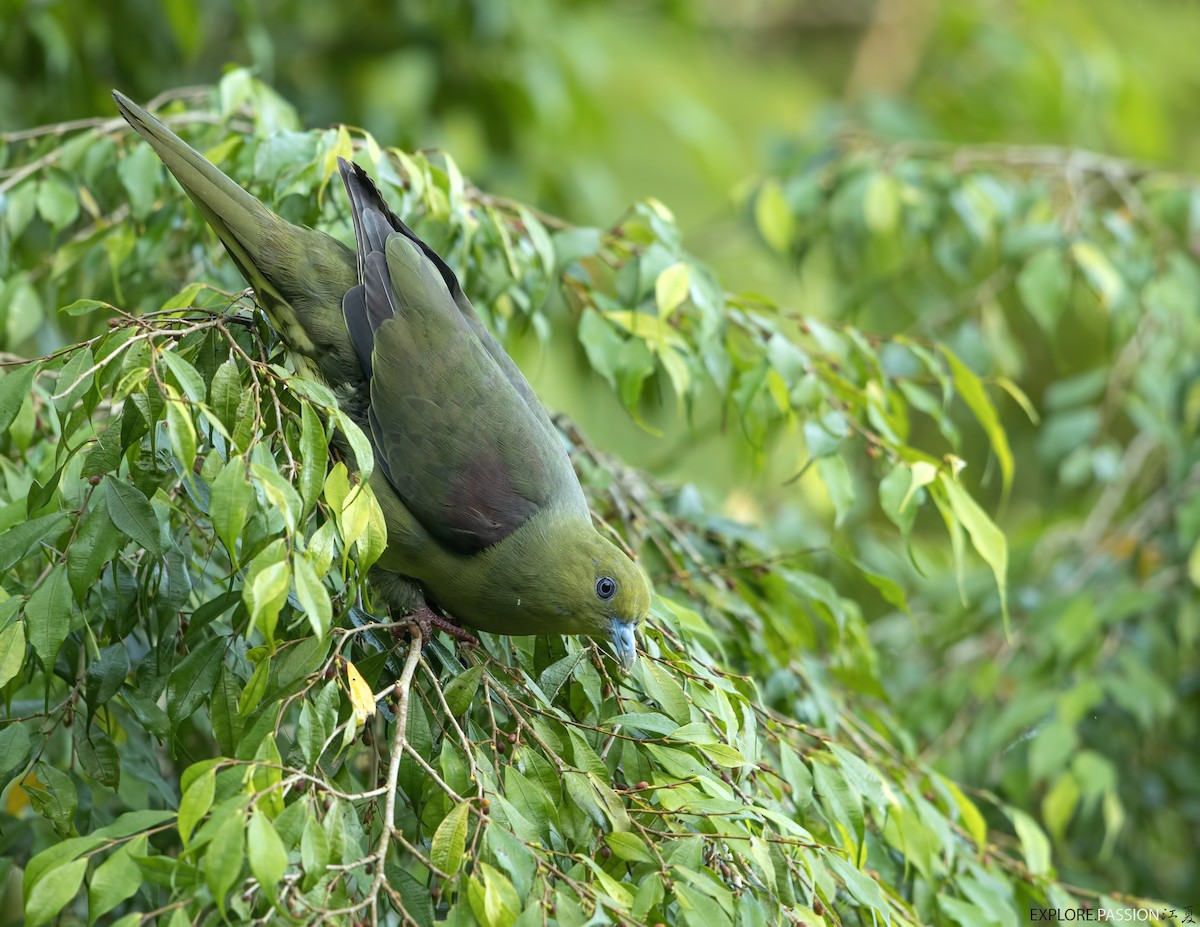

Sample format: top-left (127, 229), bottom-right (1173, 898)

top-left (4, 0), bottom-right (1199, 905)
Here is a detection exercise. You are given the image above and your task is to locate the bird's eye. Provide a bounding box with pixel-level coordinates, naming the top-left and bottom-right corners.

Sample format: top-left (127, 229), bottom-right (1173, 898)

top-left (595, 576), bottom-right (617, 600)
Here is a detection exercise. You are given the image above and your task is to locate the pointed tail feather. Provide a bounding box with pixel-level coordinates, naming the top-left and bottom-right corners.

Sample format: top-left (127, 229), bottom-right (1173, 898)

top-left (112, 91), bottom-right (281, 296)
top-left (112, 91), bottom-right (361, 393)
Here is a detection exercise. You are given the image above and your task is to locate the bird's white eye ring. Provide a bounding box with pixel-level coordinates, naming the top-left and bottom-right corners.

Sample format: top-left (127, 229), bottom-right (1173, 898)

top-left (595, 576), bottom-right (617, 600)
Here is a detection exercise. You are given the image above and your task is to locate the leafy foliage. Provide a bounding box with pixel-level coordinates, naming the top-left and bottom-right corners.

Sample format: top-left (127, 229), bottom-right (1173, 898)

top-left (0, 75), bottom-right (1183, 925)
top-left (751, 127), bottom-right (1200, 897)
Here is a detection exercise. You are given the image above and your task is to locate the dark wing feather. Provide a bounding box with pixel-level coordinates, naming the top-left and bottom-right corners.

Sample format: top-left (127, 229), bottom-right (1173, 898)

top-left (337, 160), bottom-right (563, 449)
top-left (337, 159), bottom-right (587, 555)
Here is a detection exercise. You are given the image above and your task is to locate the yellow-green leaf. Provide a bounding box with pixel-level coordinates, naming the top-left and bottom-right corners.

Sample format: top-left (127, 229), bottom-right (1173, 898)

top-left (430, 801), bottom-right (471, 875)
top-left (655, 262), bottom-right (690, 317)
top-left (942, 348), bottom-right (1014, 497)
top-left (940, 475), bottom-right (1009, 634)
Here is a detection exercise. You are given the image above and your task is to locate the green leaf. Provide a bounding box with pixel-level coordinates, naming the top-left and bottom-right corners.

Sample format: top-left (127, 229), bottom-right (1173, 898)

top-left (826, 852), bottom-right (891, 924)
top-left (385, 864), bottom-right (434, 927)
top-left (1017, 248), bottom-right (1069, 334)
top-left (25, 566), bottom-right (73, 668)
top-left (605, 831), bottom-right (654, 863)
top-left (210, 457), bottom-right (253, 566)
top-left (0, 511), bottom-right (68, 573)
top-left (675, 883), bottom-right (732, 927)
top-left (817, 455), bottom-right (855, 527)
top-left (27, 762), bottom-right (77, 835)
top-left (160, 350), bottom-right (207, 403)
top-left (330, 408), bottom-right (374, 480)
top-left (53, 347), bottom-right (95, 416)
top-left (117, 142), bottom-right (163, 220)
top-left (293, 554), bottom-right (332, 638)
top-left (36, 174), bottom-right (80, 230)
top-left (159, 281), bottom-right (207, 312)
top-left (85, 643), bottom-right (130, 710)
top-left (0, 362), bottom-right (39, 434)
top-left (238, 655), bottom-right (271, 717)
top-left (0, 723), bottom-right (31, 782)
top-left (430, 801), bottom-right (471, 875)
top-left (537, 651), bottom-right (585, 704)
top-left (166, 637), bottom-right (225, 732)
top-left (1010, 808), bottom-right (1053, 876)
top-left (177, 763), bottom-right (216, 845)
top-left (0, 620), bottom-right (27, 689)
top-left (92, 809), bottom-right (176, 840)
top-left (299, 401), bottom-right (329, 517)
top-left (247, 810), bottom-right (288, 901)
top-left (206, 808), bottom-right (246, 912)
top-left (104, 476), bottom-right (163, 557)
top-left (1042, 772), bottom-right (1080, 841)
top-left (211, 670), bottom-right (244, 756)
top-left (81, 427), bottom-right (121, 478)
top-left (209, 360), bottom-right (242, 436)
top-left (67, 504), bottom-right (123, 602)
top-left (75, 726), bottom-right (120, 794)
top-left (301, 815), bottom-right (330, 891)
top-left (639, 658), bottom-right (690, 725)
top-left (24, 857), bottom-right (87, 927)
top-left (812, 761), bottom-right (864, 853)
top-left (23, 837), bottom-right (104, 902)
top-left (58, 298), bottom-right (111, 317)
top-left (245, 558), bottom-right (290, 644)
top-left (4, 276), bottom-right (43, 345)
top-left (442, 665), bottom-right (484, 717)
top-left (4, 181), bottom-right (38, 239)
top-left (88, 842), bottom-right (142, 923)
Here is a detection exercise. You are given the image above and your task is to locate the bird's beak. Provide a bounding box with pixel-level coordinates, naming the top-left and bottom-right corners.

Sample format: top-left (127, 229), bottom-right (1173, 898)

top-left (607, 620), bottom-right (638, 673)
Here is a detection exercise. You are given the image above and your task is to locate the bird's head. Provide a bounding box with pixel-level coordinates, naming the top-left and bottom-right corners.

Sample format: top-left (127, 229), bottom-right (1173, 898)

top-left (557, 528), bottom-right (651, 672)
top-left (474, 512), bottom-right (652, 671)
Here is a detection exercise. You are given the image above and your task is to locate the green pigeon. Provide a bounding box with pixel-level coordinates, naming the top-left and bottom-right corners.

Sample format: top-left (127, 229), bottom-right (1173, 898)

top-left (112, 90), bottom-right (649, 669)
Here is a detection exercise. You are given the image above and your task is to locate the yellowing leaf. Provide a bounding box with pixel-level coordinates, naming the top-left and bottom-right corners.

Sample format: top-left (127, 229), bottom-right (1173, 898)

top-left (1009, 808), bottom-right (1052, 876)
top-left (940, 475), bottom-right (1009, 635)
top-left (942, 348), bottom-right (1014, 498)
top-left (601, 310), bottom-right (687, 352)
top-left (320, 125), bottom-right (354, 191)
top-left (1071, 241), bottom-right (1125, 309)
top-left (863, 172), bottom-right (901, 233)
top-left (899, 461), bottom-right (938, 512)
top-left (655, 262), bottom-right (690, 317)
top-left (755, 178), bottom-right (795, 255)
top-left (938, 774), bottom-right (987, 854)
top-left (344, 660), bottom-right (375, 727)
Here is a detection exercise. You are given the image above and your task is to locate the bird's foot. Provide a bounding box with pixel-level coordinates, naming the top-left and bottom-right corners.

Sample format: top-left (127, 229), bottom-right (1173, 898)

top-left (409, 606), bottom-right (480, 648)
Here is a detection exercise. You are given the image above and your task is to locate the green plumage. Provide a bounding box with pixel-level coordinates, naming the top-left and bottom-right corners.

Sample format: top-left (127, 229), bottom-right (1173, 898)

top-left (112, 91), bottom-right (649, 668)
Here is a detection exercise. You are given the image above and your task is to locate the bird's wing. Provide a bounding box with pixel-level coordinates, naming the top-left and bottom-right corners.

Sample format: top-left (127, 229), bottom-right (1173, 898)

top-left (338, 159), bottom-right (588, 555)
top-left (338, 159), bottom-right (564, 448)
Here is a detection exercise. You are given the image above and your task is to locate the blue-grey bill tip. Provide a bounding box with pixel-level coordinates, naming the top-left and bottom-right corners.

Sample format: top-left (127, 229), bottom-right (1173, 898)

top-left (607, 619), bottom-right (638, 672)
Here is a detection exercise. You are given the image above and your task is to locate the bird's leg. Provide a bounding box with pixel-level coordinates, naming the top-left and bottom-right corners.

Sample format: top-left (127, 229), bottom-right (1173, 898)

top-left (408, 606), bottom-right (480, 648)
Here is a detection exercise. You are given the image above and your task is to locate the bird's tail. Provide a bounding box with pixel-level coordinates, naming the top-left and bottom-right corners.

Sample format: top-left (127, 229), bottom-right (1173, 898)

top-left (112, 91), bottom-right (289, 298)
top-left (111, 91), bottom-right (361, 390)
